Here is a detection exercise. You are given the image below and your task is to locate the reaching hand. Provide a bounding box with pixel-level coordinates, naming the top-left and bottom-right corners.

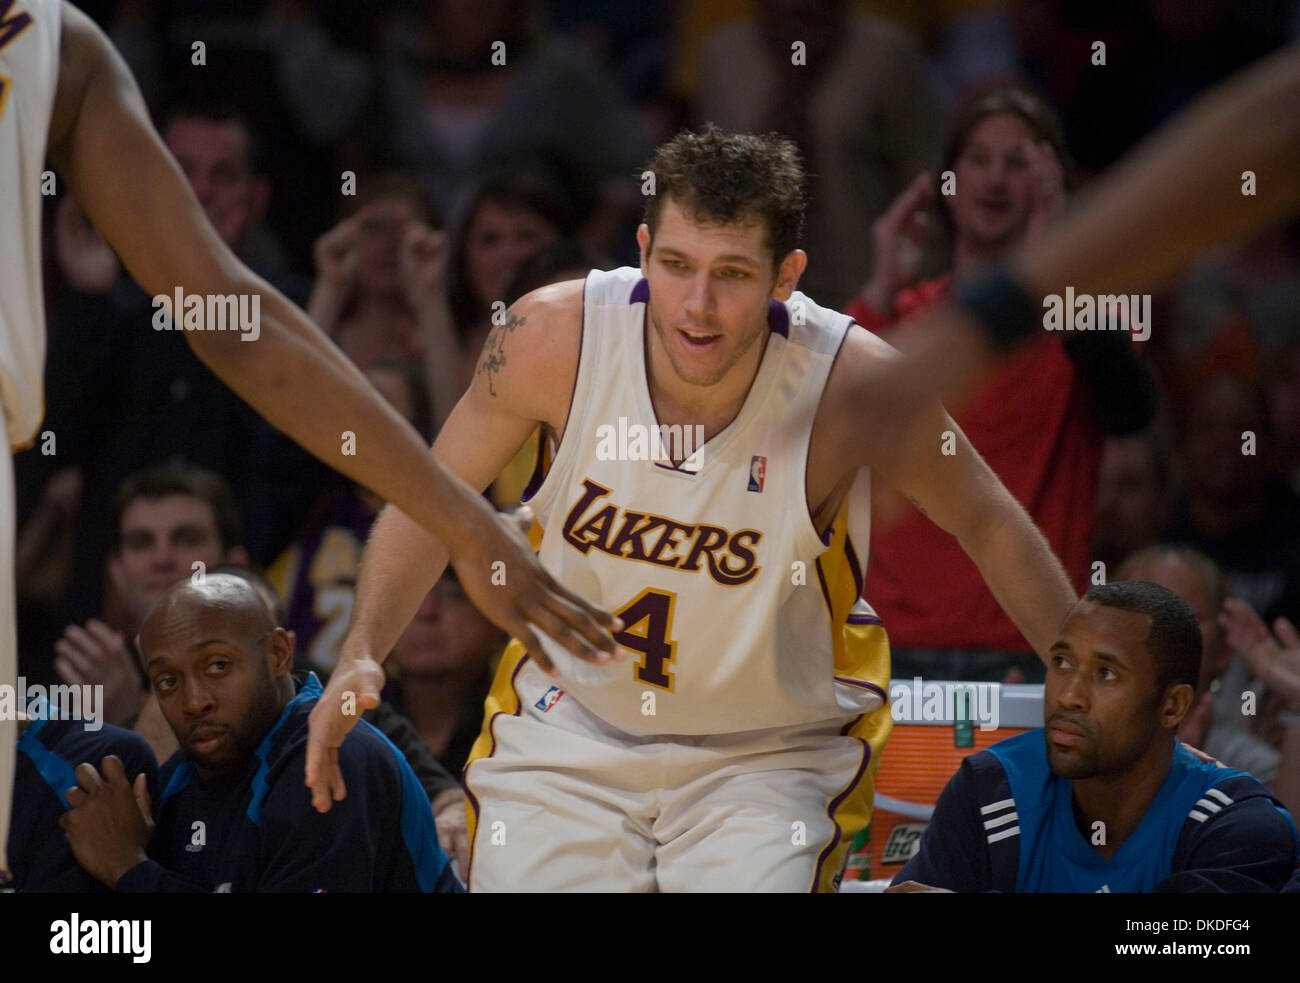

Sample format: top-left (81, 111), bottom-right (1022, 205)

top-left (313, 210), bottom-right (365, 292)
top-left (1220, 598), bottom-right (1300, 712)
top-left (433, 787), bottom-right (470, 875)
top-left (861, 172), bottom-right (934, 315)
top-left (304, 656), bottom-right (386, 813)
top-left (399, 221), bottom-right (450, 310)
top-left (55, 196), bottom-right (120, 294)
top-left (445, 504), bottom-right (624, 679)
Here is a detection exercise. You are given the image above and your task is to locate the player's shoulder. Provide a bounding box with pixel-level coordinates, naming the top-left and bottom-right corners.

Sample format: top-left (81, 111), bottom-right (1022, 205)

top-left (470, 275), bottom-right (585, 427)
top-left (820, 320), bottom-right (901, 416)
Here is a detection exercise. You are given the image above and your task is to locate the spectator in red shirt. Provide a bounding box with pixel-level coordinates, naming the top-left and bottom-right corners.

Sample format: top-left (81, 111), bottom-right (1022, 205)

top-left (848, 88), bottom-right (1155, 683)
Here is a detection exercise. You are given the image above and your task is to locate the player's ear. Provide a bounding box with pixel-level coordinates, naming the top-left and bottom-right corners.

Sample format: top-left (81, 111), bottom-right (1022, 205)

top-left (772, 249), bottom-right (807, 302)
top-left (268, 627), bottom-right (294, 679)
top-left (1161, 681), bottom-right (1195, 729)
top-left (636, 224), bottom-right (652, 274)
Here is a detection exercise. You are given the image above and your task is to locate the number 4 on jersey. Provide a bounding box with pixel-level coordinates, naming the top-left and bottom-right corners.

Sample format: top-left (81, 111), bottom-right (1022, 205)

top-left (613, 588), bottom-right (677, 691)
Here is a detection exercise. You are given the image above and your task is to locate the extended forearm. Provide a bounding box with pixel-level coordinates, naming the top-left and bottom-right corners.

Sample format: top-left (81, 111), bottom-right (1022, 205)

top-left (189, 277), bottom-right (488, 554)
top-left (959, 503), bottom-right (1077, 660)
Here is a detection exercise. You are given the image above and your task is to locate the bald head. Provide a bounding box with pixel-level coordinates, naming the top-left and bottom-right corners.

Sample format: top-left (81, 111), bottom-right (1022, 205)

top-left (140, 573), bottom-right (275, 655)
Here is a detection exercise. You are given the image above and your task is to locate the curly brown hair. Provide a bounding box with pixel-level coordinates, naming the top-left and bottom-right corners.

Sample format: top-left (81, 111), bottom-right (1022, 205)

top-left (640, 124), bottom-right (806, 269)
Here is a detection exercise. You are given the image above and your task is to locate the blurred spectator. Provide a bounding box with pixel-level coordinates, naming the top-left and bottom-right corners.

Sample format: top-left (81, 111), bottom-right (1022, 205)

top-left (386, 570), bottom-right (507, 777)
top-left (446, 172), bottom-right (570, 391)
top-left (1116, 546), bottom-right (1279, 790)
top-left (307, 170), bottom-right (461, 428)
top-left (1092, 427), bottom-right (1174, 572)
top-left (1220, 597), bottom-right (1300, 823)
top-left (1165, 373), bottom-right (1300, 623)
top-left (853, 88), bottom-right (1153, 683)
top-left (694, 0), bottom-right (943, 308)
top-left (269, 0), bottom-right (650, 256)
top-left (267, 361), bottom-right (432, 675)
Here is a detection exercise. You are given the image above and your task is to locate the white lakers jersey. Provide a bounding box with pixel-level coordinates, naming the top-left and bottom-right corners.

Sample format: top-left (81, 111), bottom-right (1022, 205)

top-left (519, 266), bottom-right (889, 735)
top-left (0, 0), bottom-right (59, 450)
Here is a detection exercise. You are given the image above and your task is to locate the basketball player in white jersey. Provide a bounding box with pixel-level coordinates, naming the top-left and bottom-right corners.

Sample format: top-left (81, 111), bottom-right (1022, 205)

top-left (307, 125), bottom-right (1076, 892)
top-left (0, 0), bottom-right (617, 883)
top-left (307, 44), bottom-right (1300, 890)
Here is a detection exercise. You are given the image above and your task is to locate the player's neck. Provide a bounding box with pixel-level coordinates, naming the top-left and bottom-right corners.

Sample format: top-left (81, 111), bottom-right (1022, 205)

top-left (644, 318), bottom-right (768, 439)
top-left (1069, 739), bottom-right (1174, 859)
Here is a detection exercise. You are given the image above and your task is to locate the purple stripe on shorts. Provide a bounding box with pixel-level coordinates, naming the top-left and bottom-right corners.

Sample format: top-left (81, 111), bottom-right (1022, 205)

top-left (811, 720), bottom-right (873, 892)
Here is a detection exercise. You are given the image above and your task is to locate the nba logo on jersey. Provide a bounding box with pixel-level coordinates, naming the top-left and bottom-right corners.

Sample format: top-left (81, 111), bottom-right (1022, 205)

top-left (748, 456), bottom-right (766, 492)
top-left (535, 686), bottom-right (565, 712)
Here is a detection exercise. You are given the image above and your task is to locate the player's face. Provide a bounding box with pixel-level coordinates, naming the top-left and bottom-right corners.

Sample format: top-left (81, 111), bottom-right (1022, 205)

top-left (465, 201), bottom-right (561, 313)
top-left (357, 197), bottom-right (417, 297)
top-left (948, 113), bottom-right (1042, 251)
top-left (392, 574), bottom-right (504, 676)
top-left (165, 120), bottom-right (262, 249)
top-left (637, 198), bottom-right (784, 388)
top-left (1043, 601), bottom-right (1167, 779)
top-left (110, 496), bottom-right (230, 624)
top-left (144, 611), bottom-right (290, 781)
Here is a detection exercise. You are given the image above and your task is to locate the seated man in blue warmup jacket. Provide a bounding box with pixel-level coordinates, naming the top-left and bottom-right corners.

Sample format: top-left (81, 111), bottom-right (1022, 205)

top-left (889, 581), bottom-right (1299, 893)
top-left (59, 574), bottom-right (460, 893)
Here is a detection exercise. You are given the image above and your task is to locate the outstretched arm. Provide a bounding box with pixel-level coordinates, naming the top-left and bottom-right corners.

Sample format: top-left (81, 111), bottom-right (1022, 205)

top-left (46, 3), bottom-right (617, 661)
top-left (880, 44), bottom-right (1300, 411)
top-left (826, 330), bottom-right (1076, 662)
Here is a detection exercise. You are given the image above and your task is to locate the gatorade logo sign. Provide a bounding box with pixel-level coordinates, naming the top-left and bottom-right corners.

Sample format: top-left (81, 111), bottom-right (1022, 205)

top-left (881, 823), bottom-right (926, 865)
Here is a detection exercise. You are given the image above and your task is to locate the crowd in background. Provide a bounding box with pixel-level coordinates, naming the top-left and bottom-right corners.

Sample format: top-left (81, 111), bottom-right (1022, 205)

top-left (14, 0), bottom-right (1300, 831)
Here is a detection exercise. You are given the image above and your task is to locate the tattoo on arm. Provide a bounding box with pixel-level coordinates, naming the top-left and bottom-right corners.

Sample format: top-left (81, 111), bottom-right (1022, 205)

top-left (476, 312), bottom-right (526, 397)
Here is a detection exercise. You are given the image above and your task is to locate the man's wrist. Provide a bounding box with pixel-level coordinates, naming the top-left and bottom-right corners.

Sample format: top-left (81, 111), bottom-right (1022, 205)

top-left (108, 852), bottom-right (151, 890)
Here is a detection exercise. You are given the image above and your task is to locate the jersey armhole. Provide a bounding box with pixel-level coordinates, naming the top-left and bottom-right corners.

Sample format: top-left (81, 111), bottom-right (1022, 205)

top-left (521, 271), bottom-right (597, 513)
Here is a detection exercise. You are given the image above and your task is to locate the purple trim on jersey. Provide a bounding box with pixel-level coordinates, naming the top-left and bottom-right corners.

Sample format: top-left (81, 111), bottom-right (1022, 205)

top-left (833, 677), bottom-right (888, 703)
top-left (814, 556), bottom-right (834, 617)
top-left (463, 653), bottom-right (531, 891)
top-left (811, 717), bottom-right (873, 892)
top-left (846, 613), bottom-right (882, 627)
top-left (767, 299), bottom-right (789, 337)
top-left (844, 535), bottom-right (864, 599)
top-left (520, 436), bottom-right (548, 504)
top-left (630, 277), bottom-right (649, 305)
